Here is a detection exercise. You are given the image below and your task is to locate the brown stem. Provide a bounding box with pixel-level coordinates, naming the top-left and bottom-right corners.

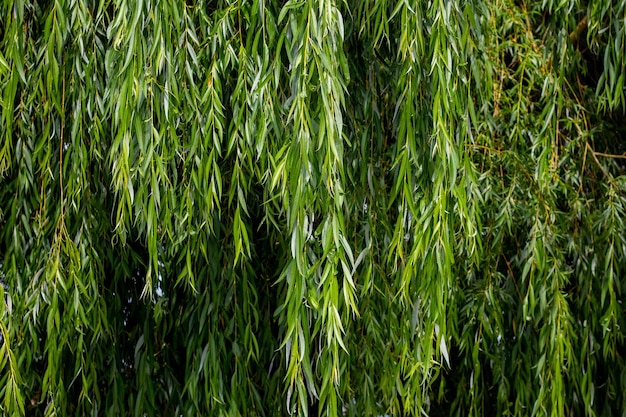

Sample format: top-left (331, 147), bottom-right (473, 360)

top-left (570, 15), bottom-right (588, 43)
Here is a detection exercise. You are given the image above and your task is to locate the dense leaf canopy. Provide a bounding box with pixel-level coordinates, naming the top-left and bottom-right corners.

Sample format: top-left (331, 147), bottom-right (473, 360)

top-left (1, 0), bottom-right (626, 415)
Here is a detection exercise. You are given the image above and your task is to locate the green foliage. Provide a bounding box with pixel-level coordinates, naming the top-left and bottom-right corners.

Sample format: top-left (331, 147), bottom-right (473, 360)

top-left (1, 0), bottom-right (625, 416)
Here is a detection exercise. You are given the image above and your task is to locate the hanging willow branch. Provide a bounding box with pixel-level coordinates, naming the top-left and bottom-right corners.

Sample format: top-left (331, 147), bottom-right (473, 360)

top-left (1, 0), bottom-right (626, 416)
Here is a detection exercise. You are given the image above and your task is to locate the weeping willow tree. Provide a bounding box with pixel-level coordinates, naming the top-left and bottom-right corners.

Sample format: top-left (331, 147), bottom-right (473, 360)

top-left (1, 0), bottom-right (625, 415)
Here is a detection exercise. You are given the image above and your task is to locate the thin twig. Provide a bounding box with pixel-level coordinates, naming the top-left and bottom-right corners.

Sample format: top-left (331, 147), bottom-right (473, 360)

top-left (579, 140), bottom-right (588, 192)
top-left (586, 142), bottom-right (611, 178)
top-left (465, 144), bottom-right (502, 154)
top-left (591, 150), bottom-right (626, 159)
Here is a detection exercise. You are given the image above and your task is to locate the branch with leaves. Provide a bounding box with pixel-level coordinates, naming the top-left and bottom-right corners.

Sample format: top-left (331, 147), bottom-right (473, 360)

top-left (1, 0), bottom-right (625, 416)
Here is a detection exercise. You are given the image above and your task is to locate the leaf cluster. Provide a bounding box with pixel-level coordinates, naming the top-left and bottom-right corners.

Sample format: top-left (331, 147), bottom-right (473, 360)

top-left (1, 0), bottom-right (625, 416)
